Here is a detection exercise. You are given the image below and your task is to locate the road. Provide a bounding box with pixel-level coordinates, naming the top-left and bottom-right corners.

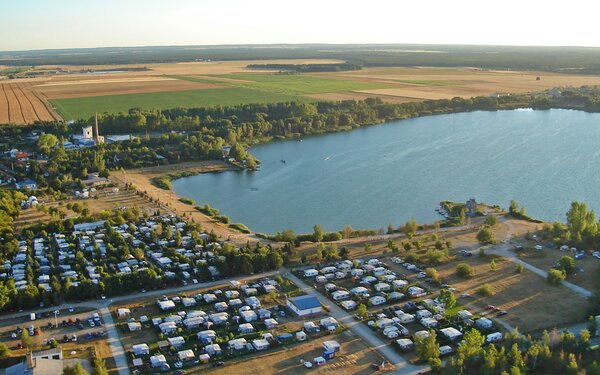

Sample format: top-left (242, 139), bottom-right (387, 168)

top-left (483, 219), bottom-right (593, 299)
top-left (1, 270), bottom-right (280, 375)
top-left (284, 269), bottom-right (428, 375)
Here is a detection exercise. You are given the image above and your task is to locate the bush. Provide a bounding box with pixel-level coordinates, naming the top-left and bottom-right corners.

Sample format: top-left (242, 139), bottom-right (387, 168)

top-left (425, 267), bottom-right (441, 283)
top-left (477, 283), bottom-right (494, 296)
top-left (215, 215), bottom-right (230, 224)
top-left (548, 269), bottom-right (566, 284)
top-left (456, 263), bottom-right (474, 278)
top-left (558, 255), bottom-right (576, 275)
top-left (229, 223), bottom-right (251, 234)
top-left (477, 226), bottom-right (495, 244)
top-left (179, 197), bottom-right (195, 205)
top-left (152, 177), bottom-right (172, 190)
top-left (515, 263), bottom-right (524, 273)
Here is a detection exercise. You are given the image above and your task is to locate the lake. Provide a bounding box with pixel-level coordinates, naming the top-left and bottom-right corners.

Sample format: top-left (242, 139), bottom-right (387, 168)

top-left (172, 109), bottom-right (600, 234)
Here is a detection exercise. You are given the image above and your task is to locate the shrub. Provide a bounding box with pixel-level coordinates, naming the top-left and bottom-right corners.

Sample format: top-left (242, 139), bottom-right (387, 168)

top-left (179, 197), bottom-right (195, 205)
top-left (152, 177), bottom-right (172, 190)
top-left (558, 255), bottom-right (576, 275)
top-left (477, 283), bottom-right (494, 296)
top-left (456, 263), bottom-right (474, 278)
top-left (547, 269), bottom-right (566, 285)
top-left (229, 223), bottom-right (251, 234)
top-left (425, 267), bottom-right (441, 283)
top-left (477, 226), bottom-right (495, 244)
top-left (515, 263), bottom-right (524, 273)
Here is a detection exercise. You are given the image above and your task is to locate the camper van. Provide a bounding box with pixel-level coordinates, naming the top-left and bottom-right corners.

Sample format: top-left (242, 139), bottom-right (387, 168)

top-left (331, 290), bottom-right (350, 301)
top-left (486, 332), bottom-right (503, 343)
top-left (440, 345), bottom-right (453, 356)
top-left (303, 269), bottom-right (318, 278)
top-left (395, 312), bottom-right (415, 324)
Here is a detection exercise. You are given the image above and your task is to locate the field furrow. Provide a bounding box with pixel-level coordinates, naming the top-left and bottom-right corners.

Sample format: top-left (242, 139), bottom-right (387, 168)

top-left (12, 84), bottom-right (39, 123)
top-left (18, 83), bottom-right (57, 122)
top-left (33, 91), bottom-right (62, 121)
top-left (0, 84), bottom-right (9, 123)
top-left (4, 84), bottom-right (25, 124)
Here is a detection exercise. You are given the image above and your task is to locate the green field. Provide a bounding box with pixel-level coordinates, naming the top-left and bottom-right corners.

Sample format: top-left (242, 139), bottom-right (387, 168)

top-left (51, 87), bottom-right (304, 120)
top-left (209, 73), bottom-right (392, 94)
top-left (51, 72), bottom-right (392, 120)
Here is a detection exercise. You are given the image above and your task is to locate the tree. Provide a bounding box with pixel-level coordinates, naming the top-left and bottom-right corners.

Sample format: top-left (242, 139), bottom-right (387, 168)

top-left (92, 357), bottom-right (109, 375)
top-left (339, 247), bottom-right (349, 259)
top-left (558, 256), bottom-right (576, 275)
top-left (456, 263), bottom-right (474, 278)
top-left (0, 342), bottom-right (10, 357)
top-left (425, 267), bottom-right (441, 284)
top-left (356, 304), bottom-right (368, 320)
top-left (490, 259), bottom-right (497, 271)
top-left (439, 289), bottom-right (456, 309)
top-left (485, 214), bottom-right (498, 227)
top-left (20, 330), bottom-right (31, 349)
top-left (342, 225), bottom-right (353, 239)
top-left (477, 226), bottom-right (495, 244)
top-left (477, 284), bottom-right (494, 296)
top-left (580, 329), bottom-right (591, 346)
top-left (565, 353), bottom-right (578, 375)
top-left (37, 133), bottom-right (59, 155)
top-left (63, 362), bottom-right (90, 375)
top-left (415, 331), bottom-right (440, 362)
top-left (404, 218), bottom-right (418, 236)
top-left (458, 329), bottom-right (485, 361)
top-left (228, 143), bottom-right (247, 162)
top-left (566, 201), bottom-right (598, 245)
top-left (313, 224), bottom-right (323, 242)
top-left (547, 269), bottom-right (566, 284)
top-left (387, 240), bottom-right (399, 253)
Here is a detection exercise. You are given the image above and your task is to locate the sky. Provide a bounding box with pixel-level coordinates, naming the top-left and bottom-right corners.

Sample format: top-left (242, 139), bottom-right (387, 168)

top-left (2, 0), bottom-right (600, 51)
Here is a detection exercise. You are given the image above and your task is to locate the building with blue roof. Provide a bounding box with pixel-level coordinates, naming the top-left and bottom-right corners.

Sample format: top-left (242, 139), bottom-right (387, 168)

top-left (286, 294), bottom-right (323, 316)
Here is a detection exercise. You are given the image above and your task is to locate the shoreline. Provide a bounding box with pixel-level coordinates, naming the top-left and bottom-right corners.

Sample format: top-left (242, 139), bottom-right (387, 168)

top-left (111, 160), bottom-right (272, 246)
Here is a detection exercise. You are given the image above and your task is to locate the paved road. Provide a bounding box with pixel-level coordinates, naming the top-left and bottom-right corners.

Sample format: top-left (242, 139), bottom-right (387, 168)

top-left (99, 307), bottom-right (129, 375)
top-left (1, 270), bottom-right (280, 375)
top-left (284, 270), bottom-right (428, 375)
top-left (484, 224), bottom-right (593, 299)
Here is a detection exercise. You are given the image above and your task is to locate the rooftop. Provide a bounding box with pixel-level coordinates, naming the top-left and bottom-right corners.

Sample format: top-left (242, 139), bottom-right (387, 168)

top-left (288, 294), bottom-right (321, 310)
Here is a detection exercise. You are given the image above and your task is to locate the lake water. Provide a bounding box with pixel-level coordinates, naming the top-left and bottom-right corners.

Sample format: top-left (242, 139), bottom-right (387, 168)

top-left (172, 109), bottom-right (600, 234)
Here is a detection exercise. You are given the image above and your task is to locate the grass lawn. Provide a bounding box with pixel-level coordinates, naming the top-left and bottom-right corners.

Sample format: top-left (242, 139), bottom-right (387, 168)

top-left (51, 87), bottom-right (305, 120)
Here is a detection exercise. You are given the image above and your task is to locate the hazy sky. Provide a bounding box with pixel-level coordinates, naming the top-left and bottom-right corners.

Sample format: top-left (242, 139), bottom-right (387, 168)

top-left (2, 0), bottom-right (599, 51)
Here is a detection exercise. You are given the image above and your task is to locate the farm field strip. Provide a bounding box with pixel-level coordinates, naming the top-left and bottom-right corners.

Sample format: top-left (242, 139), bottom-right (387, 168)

top-left (31, 89), bottom-right (61, 121)
top-left (0, 82), bottom-right (60, 123)
top-left (50, 87), bottom-right (306, 121)
top-left (12, 84), bottom-right (39, 122)
top-left (0, 84), bottom-right (9, 123)
top-left (3, 83), bottom-right (24, 124)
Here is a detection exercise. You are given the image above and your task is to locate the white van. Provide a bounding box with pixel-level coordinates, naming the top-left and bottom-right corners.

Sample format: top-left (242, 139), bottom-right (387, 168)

top-left (486, 332), bottom-right (503, 343)
top-left (440, 345), bottom-right (453, 356)
top-left (395, 313), bottom-right (415, 324)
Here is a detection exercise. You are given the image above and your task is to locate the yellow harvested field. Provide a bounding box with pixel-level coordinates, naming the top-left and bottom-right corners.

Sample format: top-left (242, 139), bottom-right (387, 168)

top-left (0, 81), bottom-right (60, 123)
top-left (325, 67), bottom-right (600, 100)
top-left (308, 91), bottom-right (418, 103)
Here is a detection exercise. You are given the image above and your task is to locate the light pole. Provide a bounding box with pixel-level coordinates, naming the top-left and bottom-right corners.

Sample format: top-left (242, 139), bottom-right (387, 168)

top-left (53, 310), bottom-right (59, 328)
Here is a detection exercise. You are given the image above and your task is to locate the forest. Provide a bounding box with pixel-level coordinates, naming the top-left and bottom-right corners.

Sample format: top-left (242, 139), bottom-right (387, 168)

top-left (4, 44), bottom-right (600, 73)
